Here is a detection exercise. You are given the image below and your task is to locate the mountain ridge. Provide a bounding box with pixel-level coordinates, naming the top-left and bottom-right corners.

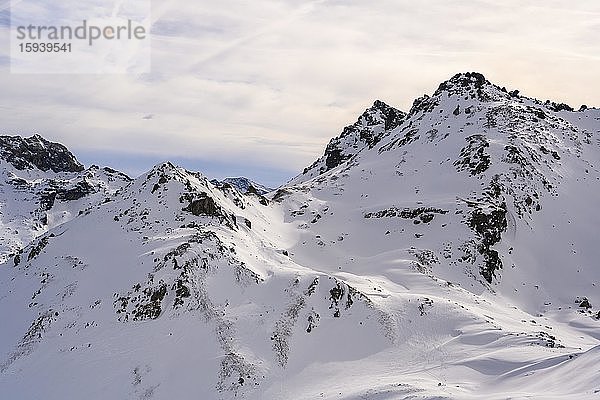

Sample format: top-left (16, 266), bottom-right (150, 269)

top-left (0, 134), bottom-right (84, 173)
top-left (0, 140), bottom-right (132, 263)
top-left (211, 177), bottom-right (273, 196)
top-left (1, 72), bottom-right (599, 399)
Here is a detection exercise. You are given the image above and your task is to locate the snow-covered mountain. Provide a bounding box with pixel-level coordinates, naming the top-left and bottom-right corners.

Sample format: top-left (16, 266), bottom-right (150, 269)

top-left (1, 73), bottom-right (600, 399)
top-left (211, 177), bottom-right (273, 195)
top-left (292, 99), bottom-right (406, 183)
top-left (0, 134), bottom-right (131, 263)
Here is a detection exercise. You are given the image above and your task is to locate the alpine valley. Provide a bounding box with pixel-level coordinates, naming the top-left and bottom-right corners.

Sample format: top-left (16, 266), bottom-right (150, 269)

top-left (1, 73), bottom-right (599, 399)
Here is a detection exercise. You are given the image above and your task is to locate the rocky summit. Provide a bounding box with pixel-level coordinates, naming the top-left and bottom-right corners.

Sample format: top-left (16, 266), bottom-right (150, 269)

top-left (0, 134), bottom-right (84, 173)
top-left (1, 73), bottom-right (599, 399)
top-left (0, 135), bottom-right (131, 262)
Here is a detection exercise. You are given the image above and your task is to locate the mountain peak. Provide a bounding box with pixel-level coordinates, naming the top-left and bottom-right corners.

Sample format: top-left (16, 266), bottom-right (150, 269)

top-left (0, 134), bottom-right (84, 173)
top-left (143, 161), bottom-right (207, 189)
top-left (439, 71), bottom-right (489, 89)
top-left (151, 160), bottom-right (178, 173)
top-left (2, 76), bottom-right (600, 399)
top-left (292, 101), bottom-right (406, 183)
top-left (405, 72), bottom-right (508, 117)
top-left (363, 99), bottom-right (406, 131)
top-left (433, 71), bottom-right (505, 101)
top-left (213, 177), bottom-right (273, 195)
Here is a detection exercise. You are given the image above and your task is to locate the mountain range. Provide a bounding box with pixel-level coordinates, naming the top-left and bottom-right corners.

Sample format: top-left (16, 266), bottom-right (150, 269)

top-left (1, 72), bottom-right (599, 399)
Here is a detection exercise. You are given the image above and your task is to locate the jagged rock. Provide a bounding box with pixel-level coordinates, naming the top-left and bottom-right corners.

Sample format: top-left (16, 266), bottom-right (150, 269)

top-left (579, 297), bottom-right (592, 309)
top-left (468, 203), bottom-right (508, 283)
top-left (182, 193), bottom-right (220, 217)
top-left (211, 177), bottom-right (273, 195)
top-left (295, 100), bottom-right (406, 181)
top-left (0, 134), bottom-right (84, 173)
top-left (433, 72), bottom-right (505, 102)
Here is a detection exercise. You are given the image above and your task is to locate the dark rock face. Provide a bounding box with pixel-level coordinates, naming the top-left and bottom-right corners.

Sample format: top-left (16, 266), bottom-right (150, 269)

top-left (39, 179), bottom-right (96, 212)
top-left (183, 193), bottom-right (220, 217)
top-left (579, 297), bottom-right (592, 309)
top-left (115, 281), bottom-right (168, 321)
top-left (324, 148), bottom-right (344, 170)
top-left (436, 72), bottom-right (488, 94)
top-left (305, 100), bottom-right (406, 175)
top-left (544, 100), bottom-right (574, 112)
top-left (468, 203), bottom-right (508, 283)
top-left (0, 134), bottom-right (84, 173)
top-left (433, 72), bottom-right (505, 103)
top-left (343, 100), bottom-right (405, 149)
top-left (56, 180), bottom-right (95, 201)
top-left (454, 134), bottom-right (491, 176)
top-left (408, 94), bottom-right (438, 116)
top-left (364, 206), bottom-right (448, 223)
top-left (211, 177), bottom-right (273, 196)
top-left (40, 191), bottom-right (58, 211)
top-left (373, 99), bottom-right (405, 132)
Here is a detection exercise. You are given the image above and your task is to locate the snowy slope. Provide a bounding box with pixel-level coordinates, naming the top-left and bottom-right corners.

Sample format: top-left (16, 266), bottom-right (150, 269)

top-left (1, 74), bottom-right (600, 399)
top-left (0, 162), bottom-right (393, 399)
top-left (282, 72), bottom-right (600, 314)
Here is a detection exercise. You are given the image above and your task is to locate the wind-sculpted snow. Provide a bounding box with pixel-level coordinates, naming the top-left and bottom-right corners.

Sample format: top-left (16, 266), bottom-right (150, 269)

top-left (2, 73), bottom-right (600, 399)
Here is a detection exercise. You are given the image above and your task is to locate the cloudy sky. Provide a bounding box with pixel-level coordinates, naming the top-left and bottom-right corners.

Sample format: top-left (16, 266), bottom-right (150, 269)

top-left (1, 0), bottom-right (599, 186)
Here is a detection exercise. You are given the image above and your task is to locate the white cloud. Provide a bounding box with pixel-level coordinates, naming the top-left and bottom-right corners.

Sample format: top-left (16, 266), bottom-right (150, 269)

top-left (1, 0), bottom-right (599, 183)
